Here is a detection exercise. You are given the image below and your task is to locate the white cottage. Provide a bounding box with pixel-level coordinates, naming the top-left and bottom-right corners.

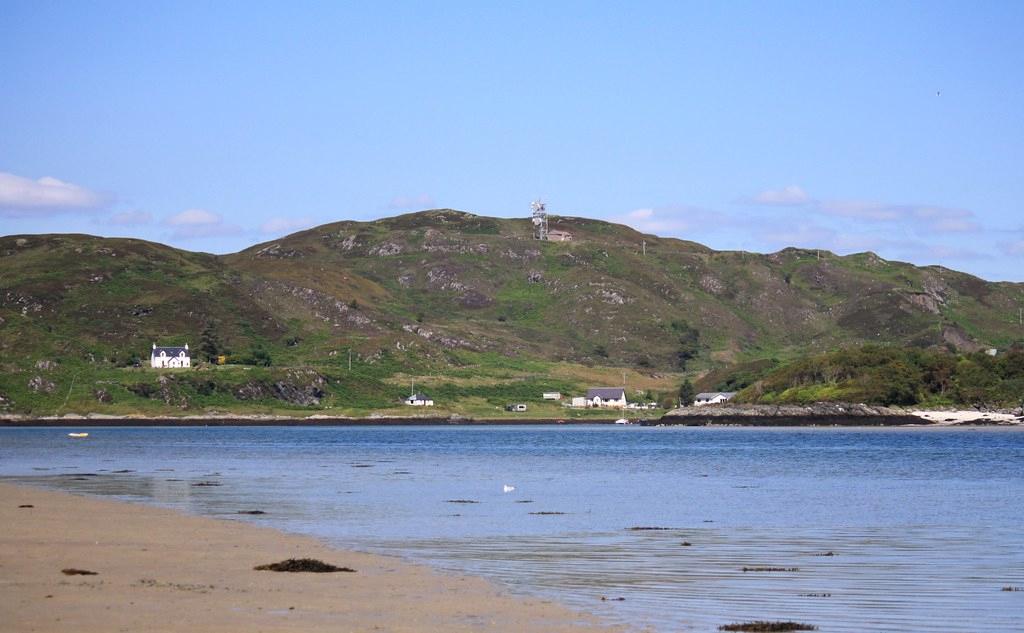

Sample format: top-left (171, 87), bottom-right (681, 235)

top-left (693, 391), bottom-right (737, 407)
top-left (405, 393), bottom-right (434, 406)
top-left (151, 343), bottom-right (191, 368)
top-left (585, 387), bottom-right (627, 408)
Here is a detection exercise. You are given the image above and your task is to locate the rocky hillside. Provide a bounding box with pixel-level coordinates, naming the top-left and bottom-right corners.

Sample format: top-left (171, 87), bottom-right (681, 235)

top-left (3, 209), bottom-right (1023, 378)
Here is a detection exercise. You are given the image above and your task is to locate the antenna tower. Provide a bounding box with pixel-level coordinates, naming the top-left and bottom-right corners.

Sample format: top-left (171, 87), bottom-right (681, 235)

top-left (531, 200), bottom-right (548, 240)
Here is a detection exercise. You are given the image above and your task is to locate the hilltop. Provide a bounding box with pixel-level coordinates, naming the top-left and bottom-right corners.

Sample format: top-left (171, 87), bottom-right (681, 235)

top-left (2, 209), bottom-right (1022, 416)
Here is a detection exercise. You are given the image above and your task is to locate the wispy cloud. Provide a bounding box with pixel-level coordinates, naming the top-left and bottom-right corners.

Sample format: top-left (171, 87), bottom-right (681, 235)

top-left (615, 205), bottom-right (731, 235)
top-left (388, 193), bottom-right (435, 210)
top-left (817, 200), bottom-right (979, 232)
top-left (164, 208), bottom-right (241, 239)
top-left (0, 171), bottom-right (107, 215)
top-left (751, 185), bottom-right (809, 206)
top-left (260, 216), bottom-right (316, 235)
top-left (747, 185), bottom-right (980, 235)
top-left (107, 210), bottom-right (153, 226)
top-left (999, 238), bottom-right (1024, 256)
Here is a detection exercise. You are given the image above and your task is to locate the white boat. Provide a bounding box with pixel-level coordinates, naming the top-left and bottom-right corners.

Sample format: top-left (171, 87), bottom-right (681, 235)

top-left (67, 432), bottom-right (89, 438)
top-left (614, 418), bottom-right (631, 425)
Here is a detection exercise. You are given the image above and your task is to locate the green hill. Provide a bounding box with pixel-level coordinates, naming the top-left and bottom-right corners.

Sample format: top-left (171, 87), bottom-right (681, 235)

top-left (2, 209), bottom-right (1022, 416)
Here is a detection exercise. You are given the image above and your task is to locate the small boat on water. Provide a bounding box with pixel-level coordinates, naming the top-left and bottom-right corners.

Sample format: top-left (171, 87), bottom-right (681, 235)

top-left (67, 432), bottom-right (89, 438)
top-left (614, 418), bottom-right (631, 425)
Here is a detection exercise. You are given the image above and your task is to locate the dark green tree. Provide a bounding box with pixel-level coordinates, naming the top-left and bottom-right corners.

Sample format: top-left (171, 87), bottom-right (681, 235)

top-left (199, 322), bottom-right (222, 363)
top-left (678, 378), bottom-right (696, 407)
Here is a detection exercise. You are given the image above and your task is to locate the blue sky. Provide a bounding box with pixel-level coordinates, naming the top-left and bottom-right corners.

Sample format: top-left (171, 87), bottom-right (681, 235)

top-left (2, 1), bottom-right (1023, 280)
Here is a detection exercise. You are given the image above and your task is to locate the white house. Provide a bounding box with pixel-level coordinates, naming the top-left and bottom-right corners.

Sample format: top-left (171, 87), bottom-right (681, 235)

top-left (570, 396), bottom-right (587, 408)
top-left (542, 392), bottom-right (562, 400)
top-left (586, 387), bottom-right (627, 408)
top-left (693, 391), bottom-right (737, 406)
top-left (151, 343), bottom-right (191, 368)
top-left (405, 393), bottom-right (434, 406)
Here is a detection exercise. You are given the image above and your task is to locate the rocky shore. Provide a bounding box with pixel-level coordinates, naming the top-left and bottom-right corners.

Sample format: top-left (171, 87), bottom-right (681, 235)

top-left (0, 414), bottom-right (620, 427)
top-left (654, 402), bottom-right (927, 426)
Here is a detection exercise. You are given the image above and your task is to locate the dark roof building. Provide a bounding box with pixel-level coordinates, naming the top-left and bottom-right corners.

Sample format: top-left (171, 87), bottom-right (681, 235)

top-left (586, 387), bottom-right (626, 401)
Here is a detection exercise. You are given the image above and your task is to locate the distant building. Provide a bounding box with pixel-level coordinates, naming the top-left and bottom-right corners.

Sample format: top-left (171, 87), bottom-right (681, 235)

top-left (570, 396), bottom-right (587, 408)
top-left (586, 387), bottom-right (627, 408)
top-left (405, 393), bottom-right (434, 406)
top-left (547, 230), bottom-right (573, 242)
top-left (985, 348), bottom-right (998, 356)
top-left (505, 403), bottom-right (528, 412)
top-left (542, 392), bottom-right (562, 400)
top-left (151, 343), bottom-right (190, 369)
top-left (693, 392), bottom-right (737, 406)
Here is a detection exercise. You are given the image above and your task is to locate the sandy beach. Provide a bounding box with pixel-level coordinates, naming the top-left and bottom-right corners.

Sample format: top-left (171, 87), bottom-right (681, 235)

top-left (0, 482), bottom-right (622, 633)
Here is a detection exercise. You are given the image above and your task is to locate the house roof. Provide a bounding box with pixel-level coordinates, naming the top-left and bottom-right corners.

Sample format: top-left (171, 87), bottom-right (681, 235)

top-left (152, 347), bottom-right (189, 357)
top-left (695, 392), bottom-right (737, 399)
top-left (586, 387), bottom-right (625, 400)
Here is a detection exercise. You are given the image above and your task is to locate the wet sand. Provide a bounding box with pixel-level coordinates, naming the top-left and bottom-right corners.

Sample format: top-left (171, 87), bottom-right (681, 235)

top-left (0, 482), bottom-right (622, 632)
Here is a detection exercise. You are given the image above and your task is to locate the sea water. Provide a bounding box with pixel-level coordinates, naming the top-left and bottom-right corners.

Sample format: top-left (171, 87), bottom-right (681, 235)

top-left (2, 425), bottom-right (1022, 632)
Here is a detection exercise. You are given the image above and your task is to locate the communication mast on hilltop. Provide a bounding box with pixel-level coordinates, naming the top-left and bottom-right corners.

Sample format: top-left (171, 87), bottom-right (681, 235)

top-left (531, 200), bottom-right (548, 240)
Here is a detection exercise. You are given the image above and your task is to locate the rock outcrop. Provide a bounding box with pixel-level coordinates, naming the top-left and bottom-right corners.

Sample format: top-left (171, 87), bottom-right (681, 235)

top-left (655, 402), bottom-right (924, 426)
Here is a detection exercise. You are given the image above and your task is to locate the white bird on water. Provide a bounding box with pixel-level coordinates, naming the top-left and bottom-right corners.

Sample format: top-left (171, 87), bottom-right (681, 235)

top-left (502, 484), bottom-right (515, 493)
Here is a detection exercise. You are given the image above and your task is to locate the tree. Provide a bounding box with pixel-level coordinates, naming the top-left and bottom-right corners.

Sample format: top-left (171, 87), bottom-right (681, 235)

top-left (678, 379), bottom-right (696, 407)
top-left (671, 320), bottom-right (701, 369)
top-left (199, 322), bottom-right (222, 363)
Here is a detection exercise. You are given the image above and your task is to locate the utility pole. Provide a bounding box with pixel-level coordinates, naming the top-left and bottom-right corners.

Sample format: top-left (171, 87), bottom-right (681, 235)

top-left (642, 240), bottom-right (646, 256)
top-left (348, 348), bottom-right (352, 371)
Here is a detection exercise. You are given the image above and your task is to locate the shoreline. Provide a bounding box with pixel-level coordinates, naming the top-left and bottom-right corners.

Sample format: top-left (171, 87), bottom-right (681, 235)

top-left (2, 406), bottom-right (1021, 427)
top-left (0, 481), bottom-right (622, 633)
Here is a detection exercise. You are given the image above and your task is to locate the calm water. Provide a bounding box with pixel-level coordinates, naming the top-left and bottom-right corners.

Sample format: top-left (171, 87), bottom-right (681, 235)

top-left (2, 425), bottom-right (1023, 632)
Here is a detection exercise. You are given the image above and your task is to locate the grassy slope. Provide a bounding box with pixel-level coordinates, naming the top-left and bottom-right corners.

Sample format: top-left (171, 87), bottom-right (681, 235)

top-left (2, 210), bottom-right (1022, 415)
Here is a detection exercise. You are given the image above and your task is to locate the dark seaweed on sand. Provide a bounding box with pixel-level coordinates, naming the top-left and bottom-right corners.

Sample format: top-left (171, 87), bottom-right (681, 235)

top-left (718, 622), bottom-right (817, 632)
top-left (254, 558), bottom-right (355, 573)
top-left (62, 568), bottom-right (98, 576)
top-left (742, 567), bottom-right (799, 572)
top-left (237, 510), bottom-right (266, 515)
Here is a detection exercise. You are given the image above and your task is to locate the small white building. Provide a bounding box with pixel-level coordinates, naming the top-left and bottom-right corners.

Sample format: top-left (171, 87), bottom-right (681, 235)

top-left (570, 396), bottom-right (587, 408)
top-left (586, 387), bottom-right (627, 408)
top-left (151, 343), bottom-right (191, 368)
top-left (693, 391), bottom-right (737, 407)
top-left (542, 392), bottom-right (562, 400)
top-left (547, 230), bottom-right (573, 242)
top-left (405, 393), bottom-right (434, 406)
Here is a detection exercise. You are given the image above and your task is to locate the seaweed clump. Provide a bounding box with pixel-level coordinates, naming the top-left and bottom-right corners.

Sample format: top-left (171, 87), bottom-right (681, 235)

top-left (742, 567), bottom-right (799, 572)
top-left (62, 568), bottom-right (98, 576)
top-left (719, 622), bottom-right (817, 632)
top-left (254, 558), bottom-right (355, 573)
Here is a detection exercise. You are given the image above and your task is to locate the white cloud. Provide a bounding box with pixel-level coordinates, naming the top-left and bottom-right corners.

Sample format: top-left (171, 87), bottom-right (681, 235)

top-left (164, 208), bottom-right (241, 239)
top-left (388, 193), bottom-right (435, 210)
top-left (166, 208), bottom-right (221, 226)
top-left (0, 171), bottom-right (106, 214)
top-left (751, 185), bottom-right (810, 206)
top-left (260, 216), bottom-right (315, 235)
top-left (107, 210), bottom-right (152, 226)
top-left (614, 205), bottom-right (728, 235)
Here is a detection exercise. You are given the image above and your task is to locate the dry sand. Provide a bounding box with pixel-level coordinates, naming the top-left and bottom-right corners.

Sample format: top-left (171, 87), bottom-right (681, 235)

top-left (0, 483), bottom-right (624, 632)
